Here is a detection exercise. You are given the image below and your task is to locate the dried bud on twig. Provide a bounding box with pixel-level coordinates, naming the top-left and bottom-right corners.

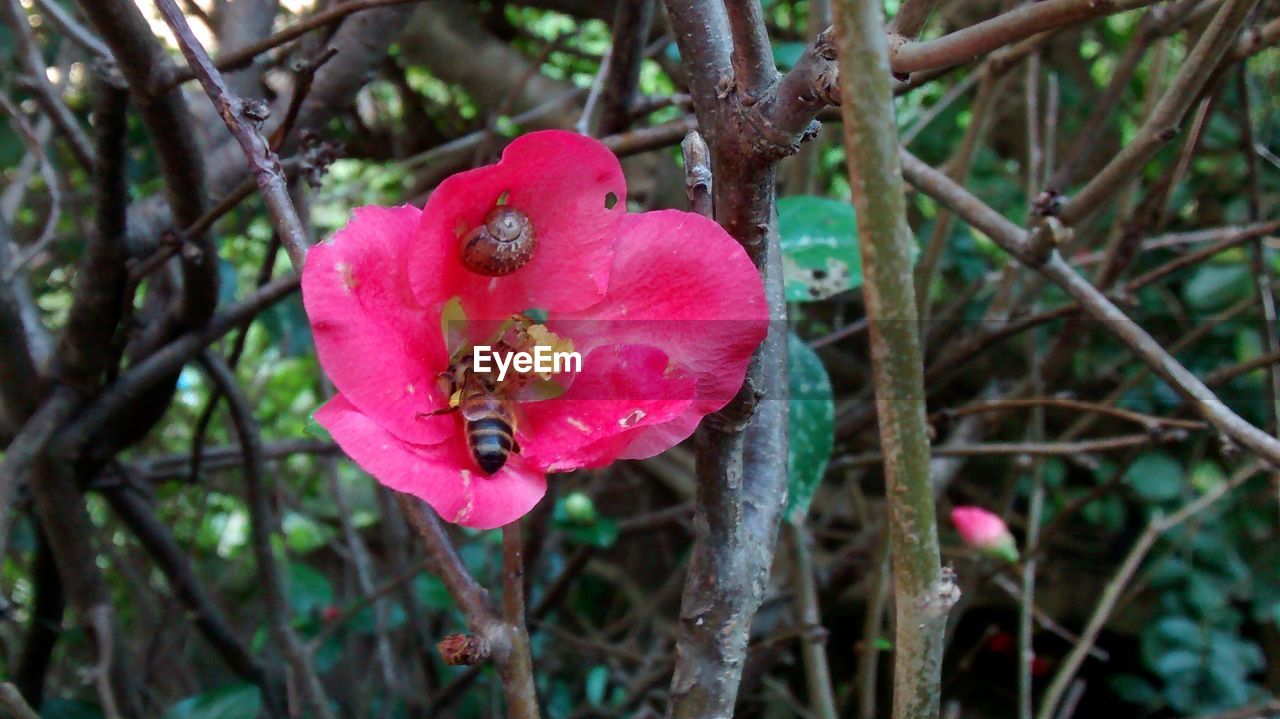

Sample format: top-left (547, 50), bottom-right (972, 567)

top-left (437, 634), bottom-right (490, 666)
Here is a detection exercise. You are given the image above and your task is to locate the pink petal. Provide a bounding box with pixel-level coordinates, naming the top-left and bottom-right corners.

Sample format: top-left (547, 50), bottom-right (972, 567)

top-left (303, 205), bottom-right (456, 445)
top-left (950, 506), bottom-right (1011, 547)
top-left (554, 210), bottom-right (768, 456)
top-left (409, 130), bottom-right (627, 320)
top-left (317, 395), bottom-right (546, 530)
top-left (516, 344), bottom-right (696, 472)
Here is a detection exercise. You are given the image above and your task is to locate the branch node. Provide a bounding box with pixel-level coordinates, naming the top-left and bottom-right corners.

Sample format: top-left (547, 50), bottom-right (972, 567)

top-left (239, 98), bottom-right (271, 126)
top-left (705, 375), bottom-right (763, 433)
top-left (922, 565), bottom-right (962, 620)
top-left (1024, 216), bottom-right (1071, 267)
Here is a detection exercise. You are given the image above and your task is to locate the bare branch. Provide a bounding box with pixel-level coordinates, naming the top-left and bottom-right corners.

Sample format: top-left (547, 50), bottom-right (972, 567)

top-left (1035, 463), bottom-right (1265, 719)
top-left (890, 0), bottom-right (1162, 75)
top-left (900, 149), bottom-right (1280, 466)
top-left (833, 3), bottom-right (955, 719)
top-left (1060, 0), bottom-right (1258, 226)
top-left (725, 1), bottom-right (777, 95)
top-left (198, 351), bottom-right (334, 719)
top-left (168, 0), bottom-right (428, 86)
top-left (0, 92), bottom-right (63, 280)
top-left (155, 0), bottom-right (311, 270)
top-left (1, 0), bottom-right (94, 170)
top-left (77, 0), bottom-right (216, 327)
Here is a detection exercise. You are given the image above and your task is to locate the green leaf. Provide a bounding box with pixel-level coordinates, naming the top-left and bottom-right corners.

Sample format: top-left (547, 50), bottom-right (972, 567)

top-left (785, 334), bottom-right (835, 523)
top-left (778, 196), bottom-right (862, 302)
top-left (1124, 451), bottom-right (1184, 502)
top-left (303, 413), bottom-right (332, 441)
top-left (287, 561), bottom-right (334, 616)
top-left (162, 684), bottom-right (261, 719)
top-left (584, 665), bottom-right (610, 705)
top-left (40, 700), bottom-right (103, 719)
top-left (1182, 263), bottom-right (1251, 312)
top-left (260, 296), bottom-right (314, 358)
top-left (1109, 674), bottom-right (1163, 708)
top-left (772, 41), bottom-right (806, 70)
top-left (441, 296), bottom-right (468, 359)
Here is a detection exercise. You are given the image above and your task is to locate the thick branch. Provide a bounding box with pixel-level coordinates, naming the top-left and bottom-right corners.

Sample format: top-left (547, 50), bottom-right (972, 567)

top-left (77, 0), bottom-right (216, 326)
top-left (663, 3), bottom-right (790, 717)
top-left (833, 3), bottom-right (955, 719)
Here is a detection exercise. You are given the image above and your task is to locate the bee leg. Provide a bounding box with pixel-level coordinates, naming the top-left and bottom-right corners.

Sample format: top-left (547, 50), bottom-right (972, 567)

top-left (417, 405), bottom-right (458, 418)
top-left (512, 438), bottom-right (521, 454)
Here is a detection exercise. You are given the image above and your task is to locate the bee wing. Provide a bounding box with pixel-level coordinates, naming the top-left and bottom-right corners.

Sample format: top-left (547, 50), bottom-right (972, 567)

top-left (509, 377), bottom-right (566, 403)
top-left (440, 296), bottom-right (471, 361)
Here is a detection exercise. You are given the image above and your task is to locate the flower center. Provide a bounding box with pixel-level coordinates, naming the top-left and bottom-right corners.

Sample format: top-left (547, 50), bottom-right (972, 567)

top-left (440, 303), bottom-right (577, 406)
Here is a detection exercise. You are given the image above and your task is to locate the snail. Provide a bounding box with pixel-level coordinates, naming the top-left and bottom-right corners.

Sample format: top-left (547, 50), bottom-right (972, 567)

top-left (459, 206), bottom-right (536, 276)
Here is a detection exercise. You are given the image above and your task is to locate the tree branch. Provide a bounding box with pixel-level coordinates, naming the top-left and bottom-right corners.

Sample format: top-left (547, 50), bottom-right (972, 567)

top-left (198, 351), bottom-right (334, 719)
top-left (890, 0), bottom-right (1162, 75)
top-left (833, 4), bottom-right (957, 719)
top-left (663, 2), bottom-right (790, 717)
top-left (1035, 462), bottom-right (1265, 719)
top-left (395, 495), bottom-right (541, 718)
top-left (900, 148), bottom-right (1280, 466)
top-left (1059, 0), bottom-right (1258, 226)
top-left (725, 1), bottom-right (777, 95)
top-left (155, 0), bottom-right (311, 270)
top-left (594, 0), bottom-right (655, 135)
top-left (77, 0), bottom-right (216, 327)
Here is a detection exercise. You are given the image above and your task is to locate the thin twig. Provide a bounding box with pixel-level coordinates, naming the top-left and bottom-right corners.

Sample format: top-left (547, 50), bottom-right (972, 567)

top-left (198, 351), bottom-right (335, 719)
top-left (900, 148), bottom-right (1280, 466)
top-left (890, 0), bottom-right (1162, 75)
top-left (500, 522), bottom-right (540, 718)
top-left (2, 0), bottom-right (94, 170)
top-left (30, 0), bottom-right (110, 58)
top-left (1035, 462), bottom-right (1264, 719)
top-left (168, 0), bottom-right (431, 86)
top-left (788, 524), bottom-right (838, 719)
top-left (935, 397), bottom-right (1205, 432)
top-left (1059, 0), bottom-right (1257, 226)
top-left (395, 495), bottom-right (540, 718)
top-left (0, 91), bottom-right (62, 280)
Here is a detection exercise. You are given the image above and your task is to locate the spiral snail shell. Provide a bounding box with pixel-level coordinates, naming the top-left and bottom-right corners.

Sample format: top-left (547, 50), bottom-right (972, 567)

top-left (459, 206), bottom-right (537, 276)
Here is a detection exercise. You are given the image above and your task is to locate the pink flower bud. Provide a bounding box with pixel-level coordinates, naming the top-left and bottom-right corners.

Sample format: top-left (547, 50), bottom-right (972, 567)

top-left (950, 506), bottom-right (1019, 563)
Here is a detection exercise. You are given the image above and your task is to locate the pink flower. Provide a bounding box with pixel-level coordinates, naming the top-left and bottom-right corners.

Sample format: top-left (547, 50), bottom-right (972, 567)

top-left (950, 506), bottom-right (1019, 563)
top-left (303, 130), bottom-right (768, 529)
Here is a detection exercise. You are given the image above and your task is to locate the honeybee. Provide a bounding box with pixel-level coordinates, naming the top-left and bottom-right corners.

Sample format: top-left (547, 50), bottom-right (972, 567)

top-left (427, 317), bottom-right (533, 474)
top-left (460, 206), bottom-right (536, 276)
top-left (443, 356), bottom-right (520, 474)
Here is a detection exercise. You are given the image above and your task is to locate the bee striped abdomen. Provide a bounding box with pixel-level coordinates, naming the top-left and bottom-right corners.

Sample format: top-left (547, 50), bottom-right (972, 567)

top-left (466, 416), bottom-right (514, 474)
top-left (461, 394), bottom-right (516, 474)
